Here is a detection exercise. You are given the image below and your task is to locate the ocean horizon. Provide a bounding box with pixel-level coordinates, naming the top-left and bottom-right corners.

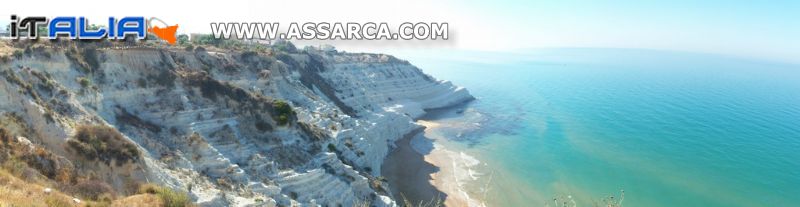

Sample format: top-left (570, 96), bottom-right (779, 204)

top-left (398, 48), bottom-right (800, 206)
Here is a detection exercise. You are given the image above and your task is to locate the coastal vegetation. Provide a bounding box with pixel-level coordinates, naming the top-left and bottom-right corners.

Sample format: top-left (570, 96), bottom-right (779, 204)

top-left (66, 124), bottom-right (140, 166)
top-left (64, 46), bottom-right (101, 74)
top-left (0, 166), bottom-right (191, 207)
top-left (138, 184), bottom-right (194, 207)
top-left (77, 77), bottom-right (91, 88)
top-left (272, 100), bottom-right (293, 126)
top-left (1, 124), bottom-right (190, 206)
top-left (180, 70), bottom-right (295, 127)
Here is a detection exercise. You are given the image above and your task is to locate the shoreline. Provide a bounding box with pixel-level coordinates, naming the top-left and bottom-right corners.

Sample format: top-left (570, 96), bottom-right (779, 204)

top-left (415, 121), bottom-right (484, 207)
top-left (381, 127), bottom-right (446, 206)
top-left (383, 103), bottom-right (485, 207)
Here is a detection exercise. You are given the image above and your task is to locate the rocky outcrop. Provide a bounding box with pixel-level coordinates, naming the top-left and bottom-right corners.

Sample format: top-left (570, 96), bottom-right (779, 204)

top-left (0, 43), bottom-right (472, 206)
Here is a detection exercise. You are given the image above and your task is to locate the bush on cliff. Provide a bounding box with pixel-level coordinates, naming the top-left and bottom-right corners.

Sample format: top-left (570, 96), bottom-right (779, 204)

top-left (273, 41), bottom-right (297, 53)
top-left (272, 100), bottom-right (292, 126)
top-left (67, 125), bottom-right (140, 166)
top-left (77, 77), bottom-right (91, 88)
top-left (12, 50), bottom-right (23, 58)
top-left (64, 46), bottom-right (101, 73)
top-left (71, 180), bottom-right (116, 201)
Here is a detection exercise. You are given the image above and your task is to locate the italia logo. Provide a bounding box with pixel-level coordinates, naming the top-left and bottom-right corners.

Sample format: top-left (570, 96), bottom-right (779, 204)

top-left (9, 15), bottom-right (179, 45)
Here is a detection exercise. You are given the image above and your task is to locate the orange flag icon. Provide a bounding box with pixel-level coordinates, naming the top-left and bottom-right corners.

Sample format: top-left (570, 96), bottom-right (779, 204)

top-left (148, 25), bottom-right (179, 45)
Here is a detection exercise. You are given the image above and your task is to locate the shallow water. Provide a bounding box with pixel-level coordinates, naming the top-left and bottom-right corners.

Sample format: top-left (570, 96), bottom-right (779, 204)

top-left (396, 48), bottom-right (800, 206)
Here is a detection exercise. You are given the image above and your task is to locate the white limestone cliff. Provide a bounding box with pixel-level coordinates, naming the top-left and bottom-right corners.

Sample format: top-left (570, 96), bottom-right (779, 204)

top-left (0, 44), bottom-right (473, 206)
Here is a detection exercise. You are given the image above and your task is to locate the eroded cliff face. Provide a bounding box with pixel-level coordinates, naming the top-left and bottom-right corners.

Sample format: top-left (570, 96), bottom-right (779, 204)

top-left (0, 43), bottom-right (472, 206)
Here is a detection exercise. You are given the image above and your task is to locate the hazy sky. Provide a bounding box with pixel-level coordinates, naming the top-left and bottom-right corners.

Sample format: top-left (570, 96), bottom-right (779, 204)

top-left (1, 0), bottom-right (798, 63)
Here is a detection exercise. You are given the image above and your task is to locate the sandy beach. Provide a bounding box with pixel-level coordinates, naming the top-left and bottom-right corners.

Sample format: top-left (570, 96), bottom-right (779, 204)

top-left (381, 127), bottom-right (446, 205)
top-left (383, 118), bottom-right (484, 207)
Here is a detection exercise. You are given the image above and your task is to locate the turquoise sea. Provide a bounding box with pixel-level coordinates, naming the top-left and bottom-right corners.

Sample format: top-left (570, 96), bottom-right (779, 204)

top-left (394, 48), bottom-right (800, 206)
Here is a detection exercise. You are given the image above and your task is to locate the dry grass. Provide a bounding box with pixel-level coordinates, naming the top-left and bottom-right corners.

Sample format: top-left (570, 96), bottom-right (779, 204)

top-left (71, 180), bottom-right (116, 201)
top-left (0, 41), bottom-right (14, 58)
top-left (138, 184), bottom-right (194, 207)
top-left (1, 169), bottom-right (191, 207)
top-left (1, 127), bottom-right (183, 207)
top-left (0, 169), bottom-right (77, 207)
top-left (110, 194), bottom-right (163, 207)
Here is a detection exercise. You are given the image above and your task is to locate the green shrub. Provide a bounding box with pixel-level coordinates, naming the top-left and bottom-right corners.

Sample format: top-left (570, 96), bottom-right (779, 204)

top-left (240, 51), bottom-right (258, 60)
top-left (273, 41), bottom-right (297, 53)
top-left (77, 77), bottom-right (91, 88)
top-left (272, 100), bottom-right (292, 126)
top-left (276, 115), bottom-right (288, 126)
top-left (12, 50), bottom-right (23, 58)
top-left (191, 34), bottom-right (220, 46)
top-left (177, 34), bottom-right (189, 46)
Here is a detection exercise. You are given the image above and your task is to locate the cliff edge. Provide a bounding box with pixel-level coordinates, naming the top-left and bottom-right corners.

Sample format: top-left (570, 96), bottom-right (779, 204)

top-left (0, 41), bottom-right (472, 206)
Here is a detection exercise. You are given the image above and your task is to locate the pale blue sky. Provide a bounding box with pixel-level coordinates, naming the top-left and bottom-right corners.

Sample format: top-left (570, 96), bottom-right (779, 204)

top-left (454, 0), bottom-right (799, 63)
top-left (2, 0), bottom-right (798, 63)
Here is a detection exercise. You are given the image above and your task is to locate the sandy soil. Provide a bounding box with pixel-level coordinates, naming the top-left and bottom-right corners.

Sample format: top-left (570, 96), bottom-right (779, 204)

top-left (381, 128), bottom-right (446, 206)
top-left (383, 120), bottom-right (484, 207)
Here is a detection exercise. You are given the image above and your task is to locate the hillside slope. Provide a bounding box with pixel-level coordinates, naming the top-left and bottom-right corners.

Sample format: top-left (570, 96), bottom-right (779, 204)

top-left (0, 41), bottom-right (472, 206)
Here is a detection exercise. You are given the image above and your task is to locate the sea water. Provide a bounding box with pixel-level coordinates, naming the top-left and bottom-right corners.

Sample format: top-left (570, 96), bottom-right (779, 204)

top-left (393, 48), bottom-right (800, 206)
